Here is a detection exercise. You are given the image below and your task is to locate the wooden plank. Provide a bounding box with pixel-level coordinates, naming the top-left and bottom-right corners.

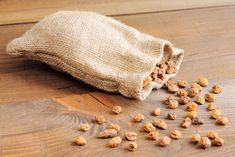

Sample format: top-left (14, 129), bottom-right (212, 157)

top-left (1, 6), bottom-right (235, 103)
top-left (1, 0), bottom-right (235, 25)
top-left (1, 79), bottom-right (235, 156)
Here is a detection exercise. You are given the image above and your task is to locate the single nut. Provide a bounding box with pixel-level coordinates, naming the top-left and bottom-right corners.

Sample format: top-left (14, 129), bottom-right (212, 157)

top-left (186, 111), bottom-right (197, 119)
top-left (207, 131), bottom-right (219, 139)
top-left (170, 130), bottom-right (182, 139)
top-left (125, 132), bottom-right (138, 141)
top-left (108, 136), bottom-right (122, 148)
top-left (109, 123), bottom-right (121, 133)
top-left (112, 106), bottom-right (122, 114)
top-left (188, 88), bottom-right (199, 98)
top-left (211, 85), bottom-right (222, 94)
top-left (164, 80), bottom-right (173, 89)
top-left (199, 137), bottom-right (211, 149)
top-left (147, 131), bottom-right (159, 140)
top-left (190, 83), bottom-right (203, 92)
top-left (79, 123), bottom-right (90, 132)
top-left (133, 113), bottom-right (145, 122)
top-left (191, 134), bottom-right (201, 143)
top-left (166, 66), bottom-right (176, 74)
top-left (198, 77), bottom-right (209, 87)
top-left (97, 129), bottom-right (118, 138)
top-left (167, 99), bottom-right (179, 109)
top-left (186, 102), bottom-right (198, 111)
top-left (75, 136), bottom-right (86, 146)
top-left (207, 103), bottom-right (217, 111)
top-left (177, 80), bottom-right (188, 88)
top-left (212, 137), bottom-right (224, 146)
top-left (152, 108), bottom-right (161, 116)
top-left (167, 83), bottom-right (179, 93)
top-left (143, 122), bottom-right (156, 132)
top-left (158, 136), bottom-right (171, 146)
top-left (160, 63), bottom-right (168, 71)
top-left (217, 117), bottom-right (228, 125)
top-left (177, 89), bottom-right (188, 97)
top-left (181, 117), bottom-right (192, 128)
top-left (178, 96), bottom-right (190, 105)
top-left (164, 96), bottom-right (173, 105)
top-left (153, 119), bottom-right (167, 130)
top-left (127, 142), bottom-right (138, 151)
top-left (195, 95), bottom-right (205, 105)
top-left (211, 109), bottom-right (221, 119)
top-left (94, 115), bottom-right (106, 124)
top-left (204, 93), bottom-right (215, 102)
top-left (192, 117), bottom-right (204, 125)
top-left (167, 113), bottom-right (177, 120)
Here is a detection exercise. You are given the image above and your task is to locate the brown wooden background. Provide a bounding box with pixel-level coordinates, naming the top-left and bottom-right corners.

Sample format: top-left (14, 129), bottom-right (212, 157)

top-left (0, 0), bottom-right (235, 156)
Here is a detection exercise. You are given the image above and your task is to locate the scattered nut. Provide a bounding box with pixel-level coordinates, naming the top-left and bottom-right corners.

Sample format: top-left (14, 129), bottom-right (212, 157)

top-left (217, 116), bottom-right (228, 125)
top-left (198, 77), bottom-right (209, 87)
top-left (75, 136), bottom-right (86, 146)
top-left (125, 132), bottom-right (138, 141)
top-left (207, 103), bottom-right (217, 111)
top-left (97, 129), bottom-right (118, 138)
top-left (143, 122), bottom-right (156, 132)
top-left (190, 83), bottom-right (203, 92)
top-left (188, 88), bottom-right (200, 98)
top-left (192, 117), bottom-right (204, 125)
top-left (167, 99), bottom-right (179, 109)
top-left (211, 85), bottom-right (222, 94)
top-left (178, 96), bottom-right (190, 105)
top-left (94, 115), bottom-right (106, 124)
top-left (158, 136), bottom-right (171, 146)
top-left (170, 130), bottom-right (182, 139)
top-left (186, 111), bottom-right (197, 119)
top-left (109, 123), bottom-right (121, 133)
top-left (112, 106), bottom-right (122, 114)
top-left (204, 93), bottom-right (215, 102)
top-left (152, 108), bottom-right (161, 116)
top-left (186, 102), bottom-right (198, 111)
top-left (164, 96), bottom-right (174, 105)
top-left (167, 83), bottom-right (179, 93)
top-left (153, 119), bottom-right (167, 130)
top-left (191, 134), bottom-right (201, 143)
top-left (211, 109), bottom-right (221, 119)
top-left (199, 137), bottom-right (211, 149)
top-left (181, 117), bottom-right (192, 128)
top-left (108, 136), bottom-right (122, 148)
top-left (207, 131), bottom-right (219, 139)
top-left (212, 137), bottom-right (224, 146)
top-left (79, 123), bottom-right (90, 132)
top-left (167, 113), bottom-right (177, 120)
top-left (133, 113), bottom-right (145, 122)
top-left (177, 80), bottom-right (188, 88)
top-left (127, 142), bottom-right (138, 151)
top-left (147, 131), bottom-right (159, 140)
top-left (195, 95), bottom-right (205, 105)
top-left (177, 89), bottom-right (188, 97)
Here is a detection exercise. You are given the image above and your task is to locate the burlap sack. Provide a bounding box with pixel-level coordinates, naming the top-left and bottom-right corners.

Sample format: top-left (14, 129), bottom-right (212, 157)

top-left (6, 11), bottom-right (184, 100)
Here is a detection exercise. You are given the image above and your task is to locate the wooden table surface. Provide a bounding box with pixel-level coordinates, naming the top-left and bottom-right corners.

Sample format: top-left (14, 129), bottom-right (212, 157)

top-left (1, 1), bottom-right (235, 157)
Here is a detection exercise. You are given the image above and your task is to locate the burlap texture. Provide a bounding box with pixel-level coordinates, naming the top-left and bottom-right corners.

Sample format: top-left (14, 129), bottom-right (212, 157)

top-left (6, 11), bottom-right (184, 100)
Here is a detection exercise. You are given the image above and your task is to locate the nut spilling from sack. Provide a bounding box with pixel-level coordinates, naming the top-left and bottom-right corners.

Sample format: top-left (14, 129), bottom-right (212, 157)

top-left (6, 11), bottom-right (184, 100)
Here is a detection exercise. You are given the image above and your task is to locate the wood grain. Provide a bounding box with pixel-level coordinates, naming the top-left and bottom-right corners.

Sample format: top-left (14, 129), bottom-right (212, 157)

top-left (1, 79), bottom-right (235, 157)
top-left (1, 6), bottom-right (235, 103)
top-left (1, 0), bottom-right (235, 25)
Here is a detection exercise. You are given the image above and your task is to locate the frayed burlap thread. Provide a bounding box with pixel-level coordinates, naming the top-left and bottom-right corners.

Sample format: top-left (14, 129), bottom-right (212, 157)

top-left (6, 11), bottom-right (184, 100)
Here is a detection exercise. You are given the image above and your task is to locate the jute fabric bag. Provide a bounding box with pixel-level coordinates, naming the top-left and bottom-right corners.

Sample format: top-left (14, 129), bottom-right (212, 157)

top-left (7, 11), bottom-right (184, 100)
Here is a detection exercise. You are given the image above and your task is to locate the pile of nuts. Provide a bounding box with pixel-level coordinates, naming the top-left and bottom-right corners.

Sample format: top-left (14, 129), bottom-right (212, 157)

top-left (74, 77), bottom-right (228, 152)
top-left (143, 62), bottom-right (176, 87)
